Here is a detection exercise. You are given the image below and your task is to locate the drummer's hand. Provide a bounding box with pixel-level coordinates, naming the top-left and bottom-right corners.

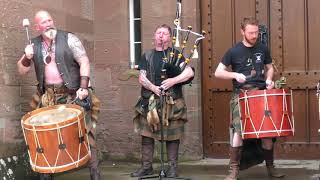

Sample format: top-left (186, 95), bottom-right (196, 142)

top-left (76, 88), bottom-right (89, 100)
top-left (266, 79), bottom-right (274, 89)
top-left (234, 73), bottom-right (246, 83)
top-left (24, 43), bottom-right (34, 59)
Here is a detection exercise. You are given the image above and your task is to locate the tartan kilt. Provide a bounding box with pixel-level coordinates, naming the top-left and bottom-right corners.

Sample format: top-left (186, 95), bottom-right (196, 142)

top-left (133, 96), bottom-right (187, 141)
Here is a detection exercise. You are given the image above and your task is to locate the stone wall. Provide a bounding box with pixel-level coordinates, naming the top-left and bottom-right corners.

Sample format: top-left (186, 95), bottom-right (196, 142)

top-left (93, 0), bottom-right (203, 161)
top-left (0, 0), bottom-right (203, 166)
top-left (0, 0), bottom-right (94, 177)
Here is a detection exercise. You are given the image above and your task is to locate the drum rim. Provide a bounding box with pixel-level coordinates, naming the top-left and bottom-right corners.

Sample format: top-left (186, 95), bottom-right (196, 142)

top-left (239, 88), bottom-right (290, 99)
top-left (30, 153), bottom-right (91, 173)
top-left (21, 104), bottom-right (84, 128)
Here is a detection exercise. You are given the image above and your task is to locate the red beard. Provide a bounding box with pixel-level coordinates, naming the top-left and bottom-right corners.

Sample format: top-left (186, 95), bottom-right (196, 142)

top-left (245, 36), bottom-right (257, 46)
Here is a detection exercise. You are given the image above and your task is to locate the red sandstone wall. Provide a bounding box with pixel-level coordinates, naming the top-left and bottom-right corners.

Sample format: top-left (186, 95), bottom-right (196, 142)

top-left (0, 0), bottom-right (202, 160)
top-left (93, 0), bottom-right (203, 160)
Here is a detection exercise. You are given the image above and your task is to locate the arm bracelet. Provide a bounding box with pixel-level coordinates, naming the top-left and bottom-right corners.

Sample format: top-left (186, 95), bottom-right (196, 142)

top-left (21, 55), bottom-right (32, 67)
top-left (80, 76), bottom-right (90, 89)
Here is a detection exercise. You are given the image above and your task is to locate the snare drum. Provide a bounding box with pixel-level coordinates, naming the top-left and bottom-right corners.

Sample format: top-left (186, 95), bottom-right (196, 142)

top-left (238, 89), bottom-right (295, 139)
top-left (21, 104), bottom-right (91, 173)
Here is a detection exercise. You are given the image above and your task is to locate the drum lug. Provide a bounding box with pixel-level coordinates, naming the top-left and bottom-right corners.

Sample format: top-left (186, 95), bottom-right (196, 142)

top-left (36, 147), bottom-right (44, 153)
top-left (264, 110), bottom-right (272, 116)
top-left (79, 136), bottom-right (85, 143)
top-left (59, 144), bottom-right (66, 150)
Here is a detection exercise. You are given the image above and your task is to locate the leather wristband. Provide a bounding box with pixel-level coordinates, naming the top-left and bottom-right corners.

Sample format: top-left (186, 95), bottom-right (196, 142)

top-left (80, 76), bottom-right (90, 89)
top-left (21, 55), bottom-right (32, 67)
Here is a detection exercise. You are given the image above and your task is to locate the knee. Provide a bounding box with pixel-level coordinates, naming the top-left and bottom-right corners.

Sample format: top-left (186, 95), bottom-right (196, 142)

top-left (142, 136), bottom-right (155, 145)
top-left (261, 138), bottom-right (273, 150)
top-left (231, 133), bottom-right (243, 147)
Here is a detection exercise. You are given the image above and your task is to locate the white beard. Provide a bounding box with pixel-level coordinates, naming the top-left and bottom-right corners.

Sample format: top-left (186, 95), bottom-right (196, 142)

top-left (43, 29), bottom-right (57, 40)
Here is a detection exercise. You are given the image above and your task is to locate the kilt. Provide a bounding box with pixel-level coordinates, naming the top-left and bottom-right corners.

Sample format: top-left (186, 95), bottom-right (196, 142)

top-left (133, 96), bottom-right (187, 141)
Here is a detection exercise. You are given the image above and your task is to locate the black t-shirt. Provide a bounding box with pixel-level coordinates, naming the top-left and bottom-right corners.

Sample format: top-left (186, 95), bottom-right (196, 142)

top-left (138, 47), bottom-right (185, 86)
top-left (221, 42), bottom-right (272, 89)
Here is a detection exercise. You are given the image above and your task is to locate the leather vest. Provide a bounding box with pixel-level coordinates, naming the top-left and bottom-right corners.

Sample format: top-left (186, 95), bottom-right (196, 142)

top-left (32, 30), bottom-right (80, 94)
top-left (141, 49), bottom-right (183, 100)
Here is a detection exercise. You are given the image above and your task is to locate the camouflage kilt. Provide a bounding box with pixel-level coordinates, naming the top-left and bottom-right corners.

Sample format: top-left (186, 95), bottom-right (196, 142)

top-left (230, 87), bottom-right (260, 134)
top-left (230, 92), bottom-right (242, 133)
top-left (133, 96), bottom-right (187, 141)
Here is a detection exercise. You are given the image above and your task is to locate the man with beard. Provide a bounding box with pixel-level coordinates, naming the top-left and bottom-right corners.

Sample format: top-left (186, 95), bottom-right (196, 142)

top-left (214, 17), bottom-right (285, 180)
top-left (131, 24), bottom-right (194, 178)
top-left (17, 10), bottom-right (101, 180)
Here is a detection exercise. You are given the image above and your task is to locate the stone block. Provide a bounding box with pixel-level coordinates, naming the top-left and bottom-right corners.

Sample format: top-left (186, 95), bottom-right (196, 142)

top-left (94, 40), bottom-right (129, 64)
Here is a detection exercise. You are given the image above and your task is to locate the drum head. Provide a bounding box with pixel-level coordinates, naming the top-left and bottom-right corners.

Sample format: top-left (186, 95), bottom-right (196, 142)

top-left (25, 105), bottom-right (81, 126)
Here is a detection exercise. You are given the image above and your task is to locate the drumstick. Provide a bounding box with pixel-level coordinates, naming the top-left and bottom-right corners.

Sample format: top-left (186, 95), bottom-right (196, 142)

top-left (319, 97), bottom-right (320, 134)
top-left (317, 81), bottom-right (320, 134)
top-left (22, 18), bottom-right (31, 44)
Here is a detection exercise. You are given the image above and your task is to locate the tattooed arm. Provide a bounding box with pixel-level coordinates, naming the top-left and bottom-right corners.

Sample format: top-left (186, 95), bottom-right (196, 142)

top-left (68, 33), bottom-right (90, 100)
top-left (68, 33), bottom-right (90, 77)
top-left (139, 70), bottom-right (161, 96)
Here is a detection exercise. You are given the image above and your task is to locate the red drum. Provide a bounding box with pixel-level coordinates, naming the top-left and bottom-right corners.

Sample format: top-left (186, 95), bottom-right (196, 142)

top-left (238, 89), bottom-right (294, 139)
top-left (21, 104), bottom-right (91, 173)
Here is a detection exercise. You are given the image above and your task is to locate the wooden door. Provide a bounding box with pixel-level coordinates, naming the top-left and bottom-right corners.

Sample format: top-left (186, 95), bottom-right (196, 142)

top-left (201, 0), bottom-right (320, 159)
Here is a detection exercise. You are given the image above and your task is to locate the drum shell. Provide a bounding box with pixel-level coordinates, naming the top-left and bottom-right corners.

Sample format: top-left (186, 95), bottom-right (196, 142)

top-left (21, 104), bottom-right (90, 173)
top-left (238, 89), bottom-right (294, 139)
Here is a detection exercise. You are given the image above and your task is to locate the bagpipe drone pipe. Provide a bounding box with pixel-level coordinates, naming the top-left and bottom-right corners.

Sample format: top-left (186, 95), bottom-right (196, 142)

top-left (160, 0), bottom-right (206, 85)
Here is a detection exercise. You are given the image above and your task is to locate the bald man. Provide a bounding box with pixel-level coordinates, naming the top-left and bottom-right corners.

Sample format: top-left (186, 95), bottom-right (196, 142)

top-left (17, 10), bottom-right (101, 180)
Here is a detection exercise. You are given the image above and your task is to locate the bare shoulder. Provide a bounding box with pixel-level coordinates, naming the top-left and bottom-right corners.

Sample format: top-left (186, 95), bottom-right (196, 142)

top-left (67, 33), bottom-right (87, 59)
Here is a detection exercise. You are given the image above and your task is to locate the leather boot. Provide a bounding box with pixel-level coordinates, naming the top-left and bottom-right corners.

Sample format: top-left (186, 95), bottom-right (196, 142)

top-left (224, 146), bottom-right (242, 180)
top-left (166, 140), bottom-right (180, 178)
top-left (90, 168), bottom-right (101, 180)
top-left (131, 136), bottom-right (155, 177)
top-left (39, 173), bottom-right (53, 180)
top-left (88, 146), bottom-right (101, 180)
top-left (264, 148), bottom-right (285, 178)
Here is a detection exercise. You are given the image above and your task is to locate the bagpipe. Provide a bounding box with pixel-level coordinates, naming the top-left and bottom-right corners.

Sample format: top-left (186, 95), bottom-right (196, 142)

top-left (160, 0), bottom-right (205, 81)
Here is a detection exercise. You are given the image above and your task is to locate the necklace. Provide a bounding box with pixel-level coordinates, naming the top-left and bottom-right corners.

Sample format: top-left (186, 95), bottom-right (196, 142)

top-left (42, 40), bottom-right (53, 65)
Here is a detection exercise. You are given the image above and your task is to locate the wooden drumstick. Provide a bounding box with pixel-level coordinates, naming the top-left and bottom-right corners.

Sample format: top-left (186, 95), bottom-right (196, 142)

top-left (23, 18), bottom-right (31, 44)
top-left (317, 81), bottom-right (320, 120)
top-left (317, 81), bottom-right (320, 134)
top-left (318, 96), bottom-right (320, 134)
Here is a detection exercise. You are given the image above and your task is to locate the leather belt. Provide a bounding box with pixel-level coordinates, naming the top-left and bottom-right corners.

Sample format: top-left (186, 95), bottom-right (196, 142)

top-left (44, 84), bottom-right (77, 94)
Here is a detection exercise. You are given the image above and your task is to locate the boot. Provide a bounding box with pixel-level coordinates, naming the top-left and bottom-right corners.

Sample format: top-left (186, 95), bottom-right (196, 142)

top-left (224, 146), bottom-right (242, 180)
top-left (131, 136), bottom-right (155, 177)
top-left (166, 140), bottom-right (180, 178)
top-left (88, 146), bottom-right (101, 180)
top-left (90, 168), bottom-right (101, 180)
top-left (264, 148), bottom-right (285, 178)
top-left (39, 173), bottom-right (53, 180)
top-left (88, 136), bottom-right (101, 180)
